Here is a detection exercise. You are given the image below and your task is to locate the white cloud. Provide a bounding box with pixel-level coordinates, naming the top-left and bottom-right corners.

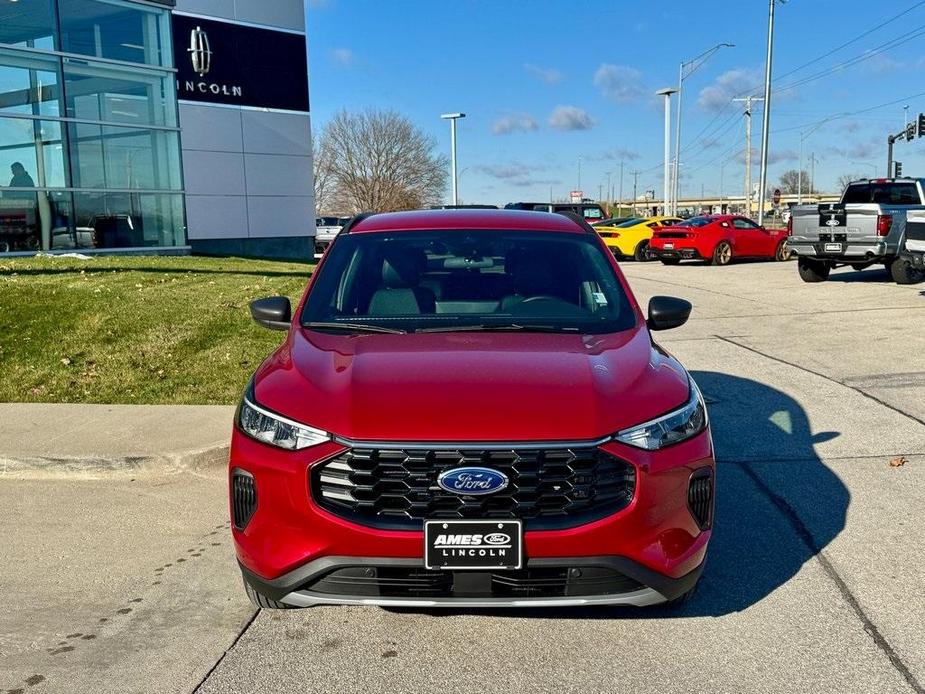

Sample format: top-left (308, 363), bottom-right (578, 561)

top-left (601, 147), bottom-right (641, 161)
top-left (492, 113), bottom-right (539, 135)
top-left (593, 64), bottom-right (645, 103)
top-left (697, 68), bottom-right (762, 112)
top-left (863, 52), bottom-right (904, 75)
top-left (331, 48), bottom-right (355, 66)
top-left (472, 163), bottom-right (560, 188)
top-left (548, 105), bottom-right (595, 131)
top-left (524, 63), bottom-right (563, 84)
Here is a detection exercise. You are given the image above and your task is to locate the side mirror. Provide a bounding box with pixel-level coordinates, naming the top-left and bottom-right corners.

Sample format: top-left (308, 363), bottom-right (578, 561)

top-left (647, 296), bottom-right (692, 331)
top-left (249, 296), bottom-right (291, 331)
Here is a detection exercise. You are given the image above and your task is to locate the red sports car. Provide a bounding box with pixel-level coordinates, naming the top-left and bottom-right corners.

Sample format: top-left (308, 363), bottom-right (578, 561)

top-left (649, 214), bottom-right (791, 266)
top-left (232, 209), bottom-right (714, 609)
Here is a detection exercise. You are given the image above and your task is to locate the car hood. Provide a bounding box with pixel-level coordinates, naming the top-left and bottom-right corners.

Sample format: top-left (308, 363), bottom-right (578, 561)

top-left (252, 325), bottom-right (690, 442)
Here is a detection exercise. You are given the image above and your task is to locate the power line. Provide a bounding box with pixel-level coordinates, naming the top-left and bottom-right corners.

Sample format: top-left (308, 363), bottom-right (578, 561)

top-left (773, 0), bottom-right (925, 83)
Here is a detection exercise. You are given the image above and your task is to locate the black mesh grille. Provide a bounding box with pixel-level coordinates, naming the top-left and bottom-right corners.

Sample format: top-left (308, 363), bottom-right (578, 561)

top-left (311, 446), bottom-right (635, 530)
top-left (688, 470), bottom-right (713, 529)
top-left (232, 471), bottom-right (257, 530)
top-left (303, 565), bottom-right (643, 599)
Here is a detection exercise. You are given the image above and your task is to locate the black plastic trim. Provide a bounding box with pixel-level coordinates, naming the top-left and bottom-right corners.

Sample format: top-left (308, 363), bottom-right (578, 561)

top-left (239, 554), bottom-right (706, 603)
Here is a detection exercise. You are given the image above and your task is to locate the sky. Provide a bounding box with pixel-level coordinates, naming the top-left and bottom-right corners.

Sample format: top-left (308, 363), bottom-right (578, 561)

top-left (305, 0), bottom-right (925, 207)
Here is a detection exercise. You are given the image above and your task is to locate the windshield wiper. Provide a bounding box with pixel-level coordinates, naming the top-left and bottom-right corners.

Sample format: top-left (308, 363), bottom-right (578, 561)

top-left (417, 324), bottom-right (579, 334)
top-left (302, 321), bottom-right (407, 334)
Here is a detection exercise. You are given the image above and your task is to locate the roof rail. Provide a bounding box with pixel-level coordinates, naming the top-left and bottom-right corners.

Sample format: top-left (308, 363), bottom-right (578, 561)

top-left (340, 211), bottom-right (376, 234)
top-left (556, 210), bottom-right (596, 234)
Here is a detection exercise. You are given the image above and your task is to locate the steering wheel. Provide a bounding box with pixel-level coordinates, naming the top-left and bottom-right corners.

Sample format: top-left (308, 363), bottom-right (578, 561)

top-left (520, 295), bottom-right (561, 304)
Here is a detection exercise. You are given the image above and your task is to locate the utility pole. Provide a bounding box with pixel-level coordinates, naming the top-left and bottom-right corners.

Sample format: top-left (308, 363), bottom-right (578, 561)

top-left (810, 152), bottom-right (817, 198)
top-left (440, 113), bottom-right (466, 205)
top-left (619, 162), bottom-right (625, 214)
top-left (673, 42), bottom-right (734, 215)
top-left (756, 0), bottom-right (778, 226)
top-left (577, 156), bottom-right (582, 190)
top-left (656, 87), bottom-right (678, 216)
top-left (733, 96), bottom-right (762, 216)
top-left (605, 171), bottom-right (612, 210)
top-left (631, 169), bottom-right (641, 215)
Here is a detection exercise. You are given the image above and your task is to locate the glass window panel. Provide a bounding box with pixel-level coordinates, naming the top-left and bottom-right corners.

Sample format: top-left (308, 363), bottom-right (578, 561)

top-left (0, 48), bottom-right (62, 117)
top-left (0, 190), bottom-right (73, 253)
top-left (63, 58), bottom-right (177, 126)
top-left (0, 0), bottom-right (56, 51)
top-left (0, 117), bottom-right (67, 188)
top-left (73, 191), bottom-right (184, 247)
top-left (68, 122), bottom-right (181, 191)
top-left (59, 0), bottom-right (172, 67)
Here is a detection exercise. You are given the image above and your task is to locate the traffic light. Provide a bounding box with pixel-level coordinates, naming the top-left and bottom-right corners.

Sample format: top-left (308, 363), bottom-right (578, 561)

top-left (906, 122), bottom-right (916, 141)
top-left (894, 161), bottom-right (903, 177)
top-left (919, 113), bottom-right (925, 138)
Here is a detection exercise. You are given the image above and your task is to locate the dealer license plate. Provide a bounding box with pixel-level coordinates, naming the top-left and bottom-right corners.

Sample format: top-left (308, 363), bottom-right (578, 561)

top-left (664, 243), bottom-right (674, 249)
top-left (823, 242), bottom-right (843, 252)
top-left (424, 519), bottom-right (523, 570)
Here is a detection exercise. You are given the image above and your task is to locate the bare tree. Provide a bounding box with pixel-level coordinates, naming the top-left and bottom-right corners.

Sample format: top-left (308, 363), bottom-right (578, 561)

top-left (779, 169), bottom-right (812, 194)
top-left (312, 131), bottom-right (338, 215)
top-left (836, 173), bottom-right (858, 191)
top-left (321, 109), bottom-right (448, 213)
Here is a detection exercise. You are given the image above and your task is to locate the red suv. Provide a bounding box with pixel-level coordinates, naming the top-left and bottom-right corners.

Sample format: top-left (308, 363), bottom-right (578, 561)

top-left (232, 209), bottom-right (714, 609)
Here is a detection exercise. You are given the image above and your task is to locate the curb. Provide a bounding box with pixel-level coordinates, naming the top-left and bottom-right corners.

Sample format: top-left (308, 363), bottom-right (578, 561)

top-left (0, 444), bottom-right (229, 478)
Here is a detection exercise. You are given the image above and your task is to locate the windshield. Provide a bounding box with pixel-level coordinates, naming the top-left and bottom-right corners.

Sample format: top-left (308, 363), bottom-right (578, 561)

top-left (317, 217), bottom-right (341, 226)
top-left (678, 216), bottom-right (713, 227)
top-left (301, 230), bottom-right (636, 334)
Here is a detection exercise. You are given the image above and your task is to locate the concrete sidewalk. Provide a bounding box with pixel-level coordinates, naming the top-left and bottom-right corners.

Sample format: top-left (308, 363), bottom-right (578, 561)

top-left (0, 403), bottom-right (234, 474)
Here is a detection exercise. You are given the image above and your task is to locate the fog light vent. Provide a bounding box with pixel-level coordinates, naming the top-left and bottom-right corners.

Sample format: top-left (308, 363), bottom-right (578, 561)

top-left (688, 470), bottom-right (714, 530)
top-left (232, 470), bottom-right (257, 530)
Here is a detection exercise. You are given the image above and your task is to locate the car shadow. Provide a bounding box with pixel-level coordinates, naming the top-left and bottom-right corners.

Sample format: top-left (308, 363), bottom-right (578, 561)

top-left (826, 267), bottom-right (891, 283)
top-left (388, 371), bottom-right (848, 620)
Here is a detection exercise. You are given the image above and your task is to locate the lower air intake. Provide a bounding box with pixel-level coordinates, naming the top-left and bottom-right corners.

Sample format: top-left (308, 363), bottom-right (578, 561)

top-left (232, 470), bottom-right (257, 530)
top-left (688, 469), bottom-right (714, 530)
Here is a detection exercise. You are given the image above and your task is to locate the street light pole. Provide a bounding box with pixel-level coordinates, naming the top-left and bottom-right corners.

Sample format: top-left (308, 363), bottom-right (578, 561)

top-left (756, 0), bottom-right (777, 226)
top-left (619, 161), bottom-right (625, 214)
top-left (440, 112), bottom-right (465, 206)
top-left (673, 42), bottom-right (734, 215)
top-left (656, 87), bottom-right (678, 216)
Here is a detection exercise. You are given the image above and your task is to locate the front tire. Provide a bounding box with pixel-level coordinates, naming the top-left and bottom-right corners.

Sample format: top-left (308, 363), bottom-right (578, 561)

top-left (244, 580), bottom-right (297, 610)
top-left (798, 258), bottom-right (831, 282)
top-left (633, 240), bottom-right (651, 262)
top-left (711, 241), bottom-right (732, 266)
top-left (890, 256), bottom-right (925, 284)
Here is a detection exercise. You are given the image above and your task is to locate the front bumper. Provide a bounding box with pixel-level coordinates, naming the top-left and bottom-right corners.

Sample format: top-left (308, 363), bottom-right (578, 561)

top-left (239, 555), bottom-right (705, 607)
top-left (230, 430), bottom-right (714, 607)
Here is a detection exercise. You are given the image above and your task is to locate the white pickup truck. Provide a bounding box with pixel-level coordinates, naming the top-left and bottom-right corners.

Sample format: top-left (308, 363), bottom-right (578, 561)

top-left (787, 178), bottom-right (925, 284)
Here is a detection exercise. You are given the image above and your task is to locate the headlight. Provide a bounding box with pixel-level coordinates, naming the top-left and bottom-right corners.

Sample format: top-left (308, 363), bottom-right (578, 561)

top-left (237, 390), bottom-right (330, 451)
top-left (613, 379), bottom-right (708, 451)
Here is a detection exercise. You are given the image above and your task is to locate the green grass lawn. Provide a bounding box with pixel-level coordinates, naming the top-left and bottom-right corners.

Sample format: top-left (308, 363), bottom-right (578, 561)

top-left (0, 254), bottom-right (313, 405)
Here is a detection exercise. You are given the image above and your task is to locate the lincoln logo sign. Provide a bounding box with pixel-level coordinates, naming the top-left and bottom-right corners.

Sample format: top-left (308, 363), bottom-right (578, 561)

top-left (172, 14), bottom-right (309, 112)
top-left (188, 27), bottom-right (211, 77)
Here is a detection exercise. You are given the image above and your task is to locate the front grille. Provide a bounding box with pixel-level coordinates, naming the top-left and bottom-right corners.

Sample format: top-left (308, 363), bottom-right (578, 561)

top-left (232, 470), bottom-right (257, 530)
top-left (311, 446), bottom-right (636, 530)
top-left (688, 469), bottom-right (714, 530)
top-left (302, 565), bottom-right (643, 599)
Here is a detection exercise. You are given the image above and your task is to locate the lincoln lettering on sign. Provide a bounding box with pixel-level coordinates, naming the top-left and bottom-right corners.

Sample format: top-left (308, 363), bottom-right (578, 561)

top-left (171, 14), bottom-right (310, 112)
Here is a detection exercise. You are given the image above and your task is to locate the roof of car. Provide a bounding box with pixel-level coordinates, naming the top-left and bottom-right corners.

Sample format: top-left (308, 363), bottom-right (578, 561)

top-left (347, 209), bottom-right (589, 234)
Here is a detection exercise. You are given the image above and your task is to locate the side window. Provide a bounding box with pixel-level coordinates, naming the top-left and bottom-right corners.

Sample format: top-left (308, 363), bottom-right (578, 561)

top-left (647, 222), bottom-right (658, 228)
top-left (732, 218), bottom-right (757, 230)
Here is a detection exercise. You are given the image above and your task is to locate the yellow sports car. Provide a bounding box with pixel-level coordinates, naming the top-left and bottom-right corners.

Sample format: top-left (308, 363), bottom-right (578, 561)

top-left (595, 216), bottom-right (683, 261)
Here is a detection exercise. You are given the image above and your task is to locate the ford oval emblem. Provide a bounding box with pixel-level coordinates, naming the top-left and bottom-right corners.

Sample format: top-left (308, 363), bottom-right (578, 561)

top-left (437, 467), bottom-right (509, 496)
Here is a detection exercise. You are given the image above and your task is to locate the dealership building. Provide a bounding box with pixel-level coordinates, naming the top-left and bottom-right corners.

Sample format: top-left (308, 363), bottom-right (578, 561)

top-left (0, 0), bottom-right (314, 259)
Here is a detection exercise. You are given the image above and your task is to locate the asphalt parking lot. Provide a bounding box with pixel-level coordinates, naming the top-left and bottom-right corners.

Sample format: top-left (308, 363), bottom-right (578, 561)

top-left (2, 259), bottom-right (924, 694)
